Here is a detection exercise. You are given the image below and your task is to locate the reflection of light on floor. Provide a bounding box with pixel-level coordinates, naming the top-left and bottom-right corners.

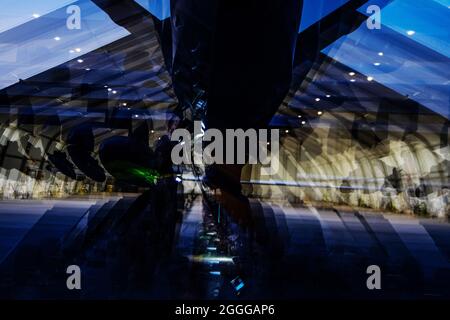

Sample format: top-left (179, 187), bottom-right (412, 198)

top-left (231, 276), bottom-right (245, 292)
top-left (1, 196), bottom-right (450, 298)
top-left (188, 255), bottom-right (235, 265)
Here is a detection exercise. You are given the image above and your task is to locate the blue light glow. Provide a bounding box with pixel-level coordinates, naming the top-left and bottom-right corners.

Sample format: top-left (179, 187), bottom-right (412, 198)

top-left (134, 0), bottom-right (170, 20)
top-left (0, 0), bottom-right (130, 90)
top-left (235, 282), bottom-right (244, 291)
top-left (322, 0), bottom-right (450, 118)
top-left (299, 0), bottom-right (350, 32)
top-left (359, 0), bottom-right (450, 58)
top-left (0, 0), bottom-right (78, 33)
top-left (132, 0), bottom-right (351, 32)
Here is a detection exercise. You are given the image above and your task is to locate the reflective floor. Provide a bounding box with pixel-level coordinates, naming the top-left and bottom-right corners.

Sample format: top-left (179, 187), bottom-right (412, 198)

top-left (1, 191), bottom-right (450, 299)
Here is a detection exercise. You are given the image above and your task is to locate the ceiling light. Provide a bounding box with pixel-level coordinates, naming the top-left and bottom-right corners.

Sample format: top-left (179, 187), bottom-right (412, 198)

top-left (315, 98), bottom-right (321, 102)
top-left (285, 130), bottom-right (289, 133)
top-left (374, 62), bottom-right (381, 66)
top-left (112, 90), bottom-right (117, 94)
top-left (367, 76), bottom-right (374, 81)
top-left (406, 30), bottom-right (415, 36)
top-left (326, 95), bottom-right (331, 98)
top-left (77, 59), bottom-right (83, 63)
top-left (301, 121), bottom-right (306, 125)
top-left (349, 72), bottom-right (355, 76)
top-left (317, 111), bottom-right (323, 115)
top-left (297, 115), bottom-right (302, 118)
top-left (32, 13), bottom-right (40, 18)
top-left (54, 36), bottom-right (61, 41)
top-left (350, 79), bottom-right (356, 82)
top-left (75, 48), bottom-right (81, 52)
top-left (378, 52), bottom-right (384, 56)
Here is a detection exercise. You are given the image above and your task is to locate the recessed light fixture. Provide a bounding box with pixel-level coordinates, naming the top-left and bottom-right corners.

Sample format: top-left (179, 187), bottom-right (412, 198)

top-left (301, 121), bottom-right (306, 125)
top-left (315, 98), bottom-right (321, 102)
top-left (85, 68), bottom-right (90, 71)
top-left (374, 62), bottom-right (381, 66)
top-left (54, 36), bottom-right (61, 41)
top-left (349, 72), bottom-right (356, 76)
top-left (378, 52), bottom-right (384, 56)
top-left (112, 90), bottom-right (117, 94)
top-left (350, 79), bottom-right (356, 82)
top-left (285, 130), bottom-right (289, 133)
top-left (69, 50), bottom-right (74, 54)
top-left (326, 95), bottom-right (331, 98)
top-left (107, 88), bottom-right (112, 92)
top-left (317, 111), bottom-right (323, 115)
top-left (406, 30), bottom-right (415, 36)
top-left (77, 59), bottom-right (84, 63)
top-left (122, 103), bottom-right (127, 106)
top-left (367, 76), bottom-right (374, 81)
top-left (297, 115), bottom-right (302, 118)
top-left (32, 13), bottom-right (40, 18)
top-left (75, 48), bottom-right (81, 52)
top-left (151, 130), bottom-right (155, 133)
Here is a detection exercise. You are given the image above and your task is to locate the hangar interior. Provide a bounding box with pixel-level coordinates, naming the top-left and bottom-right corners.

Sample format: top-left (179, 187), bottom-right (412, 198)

top-left (0, 0), bottom-right (449, 299)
